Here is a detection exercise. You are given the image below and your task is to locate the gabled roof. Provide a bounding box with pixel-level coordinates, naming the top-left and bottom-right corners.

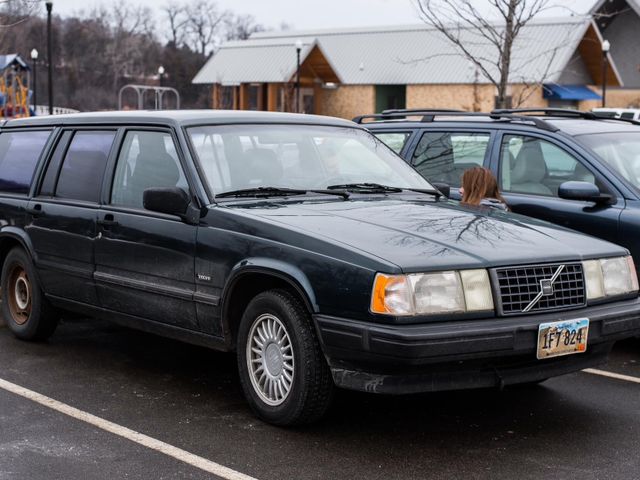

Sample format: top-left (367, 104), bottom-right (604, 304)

top-left (193, 17), bottom-right (605, 86)
top-left (192, 40), bottom-right (338, 85)
top-left (591, 0), bottom-right (640, 17)
top-left (0, 54), bottom-right (29, 72)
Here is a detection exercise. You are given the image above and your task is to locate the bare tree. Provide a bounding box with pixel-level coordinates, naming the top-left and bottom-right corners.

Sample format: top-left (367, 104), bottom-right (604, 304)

top-left (415, 0), bottom-right (554, 109)
top-left (225, 13), bottom-right (264, 41)
top-left (164, 0), bottom-right (189, 47)
top-left (185, 0), bottom-right (229, 56)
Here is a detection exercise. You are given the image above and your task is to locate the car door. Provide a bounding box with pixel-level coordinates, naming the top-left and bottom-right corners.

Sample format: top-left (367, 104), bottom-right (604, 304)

top-left (26, 129), bottom-right (116, 305)
top-left (408, 129), bottom-right (494, 200)
top-left (492, 131), bottom-right (623, 245)
top-left (94, 128), bottom-right (199, 329)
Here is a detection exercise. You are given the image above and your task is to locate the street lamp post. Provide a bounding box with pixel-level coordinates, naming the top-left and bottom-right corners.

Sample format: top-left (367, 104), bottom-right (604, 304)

top-left (46, 1), bottom-right (53, 115)
top-left (158, 65), bottom-right (165, 87)
top-left (602, 39), bottom-right (610, 108)
top-left (30, 49), bottom-right (38, 113)
top-left (295, 39), bottom-right (302, 113)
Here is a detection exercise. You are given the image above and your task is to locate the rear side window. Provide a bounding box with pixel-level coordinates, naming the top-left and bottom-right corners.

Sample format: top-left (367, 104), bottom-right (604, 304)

top-left (0, 130), bottom-right (51, 194)
top-left (55, 131), bottom-right (115, 202)
top-left (373, 132), bottom-right (411, 154)
top-left (411, 131), bottom-right (490, 186)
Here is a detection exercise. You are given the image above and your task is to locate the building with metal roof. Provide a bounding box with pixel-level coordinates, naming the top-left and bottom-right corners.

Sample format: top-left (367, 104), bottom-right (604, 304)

top-left (193, 10), bottom-right (636, 119)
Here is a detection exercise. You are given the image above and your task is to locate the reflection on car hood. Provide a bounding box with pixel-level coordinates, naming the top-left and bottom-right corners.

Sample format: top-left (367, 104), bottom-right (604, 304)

top-left (223, 197), bottom-right (626, 272)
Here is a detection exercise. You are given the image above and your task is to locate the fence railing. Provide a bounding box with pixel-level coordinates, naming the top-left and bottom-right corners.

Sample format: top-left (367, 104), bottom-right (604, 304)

top-left (34, 105), bottom-right (80, 116)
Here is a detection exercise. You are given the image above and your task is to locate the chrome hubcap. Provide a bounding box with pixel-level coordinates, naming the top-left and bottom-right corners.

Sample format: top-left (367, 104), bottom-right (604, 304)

top-left (246, 314), bottom-right (294, 406)
top-left (15, 276), bottom-right (30, 310)
top-left (7, 266), bottom-right (31, 325)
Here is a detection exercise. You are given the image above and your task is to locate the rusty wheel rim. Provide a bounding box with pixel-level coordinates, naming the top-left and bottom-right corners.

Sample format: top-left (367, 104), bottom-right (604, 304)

top-left (7, 264), bottom-right (31, 325)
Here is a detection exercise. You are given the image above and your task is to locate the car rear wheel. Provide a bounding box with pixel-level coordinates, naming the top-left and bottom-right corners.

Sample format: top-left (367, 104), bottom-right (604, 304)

top-left (237, 289), bottom-right (334, 426)
top-left (1, 248), bottom-right (59, 341)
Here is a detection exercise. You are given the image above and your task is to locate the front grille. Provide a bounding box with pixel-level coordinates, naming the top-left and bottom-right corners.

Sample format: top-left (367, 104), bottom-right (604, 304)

top-left (493, 263), bottom-right (586, 315)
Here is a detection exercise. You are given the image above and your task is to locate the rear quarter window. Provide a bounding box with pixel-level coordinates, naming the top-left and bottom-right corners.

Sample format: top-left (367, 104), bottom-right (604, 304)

top-left (0, 130), bottom-right (51, 195)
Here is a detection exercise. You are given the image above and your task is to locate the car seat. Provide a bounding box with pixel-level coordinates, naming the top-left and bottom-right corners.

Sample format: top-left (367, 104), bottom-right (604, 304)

top-left (509, 140), bottom-right (553, 195)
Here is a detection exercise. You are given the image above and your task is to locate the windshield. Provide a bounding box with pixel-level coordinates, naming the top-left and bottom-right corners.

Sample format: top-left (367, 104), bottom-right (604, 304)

top-left (186, 124), bottom-right (432, 196)
top-left (578, 132), bottom-right (640, 189)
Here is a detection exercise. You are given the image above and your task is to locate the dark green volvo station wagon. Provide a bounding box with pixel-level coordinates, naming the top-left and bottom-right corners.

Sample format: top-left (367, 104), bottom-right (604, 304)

top-left (1, 111), bottom-right (639, 425)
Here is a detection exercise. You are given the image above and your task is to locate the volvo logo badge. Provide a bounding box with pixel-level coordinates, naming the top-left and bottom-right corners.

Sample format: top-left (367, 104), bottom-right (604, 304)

top-left (540, 279), bottom-right (554, 296)
top-left (522, 265), bottom-right (565, 312)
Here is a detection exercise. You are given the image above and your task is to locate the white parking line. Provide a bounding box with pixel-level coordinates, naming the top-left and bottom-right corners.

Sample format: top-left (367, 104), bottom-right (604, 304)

top-left (0, 377), bottom-right (259, 480)
top-left (583, 368), bottom-right (640, 384)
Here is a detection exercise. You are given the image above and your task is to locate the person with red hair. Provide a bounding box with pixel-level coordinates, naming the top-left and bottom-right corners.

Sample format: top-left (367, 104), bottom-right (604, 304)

top-left (460, 166), bottom-right (509, 211)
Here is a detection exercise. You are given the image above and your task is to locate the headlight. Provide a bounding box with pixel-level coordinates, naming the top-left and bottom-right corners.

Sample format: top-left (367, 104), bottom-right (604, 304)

top-left (582, 256), bottom-right (639, 301)
top-left (371, 269), bottom-right (494, 316)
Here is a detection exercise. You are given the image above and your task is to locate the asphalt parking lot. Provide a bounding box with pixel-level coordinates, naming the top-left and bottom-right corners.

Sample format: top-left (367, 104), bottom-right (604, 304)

top-left (0, 316), bottom-right (639, 480)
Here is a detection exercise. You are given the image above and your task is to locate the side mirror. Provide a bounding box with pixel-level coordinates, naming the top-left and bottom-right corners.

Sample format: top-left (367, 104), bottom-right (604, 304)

top-left (558, 181), bottom-right (612, 204)
top-left (143, 187), bottom-right (190, 217)
top-left (432, 182), bottom-right (450, 198)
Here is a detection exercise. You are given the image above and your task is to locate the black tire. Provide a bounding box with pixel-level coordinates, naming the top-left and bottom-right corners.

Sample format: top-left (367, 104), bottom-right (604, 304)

top-left (236, 289), bottom-right (334, 426)
top-left (1, 247), bottom-right (59, 341)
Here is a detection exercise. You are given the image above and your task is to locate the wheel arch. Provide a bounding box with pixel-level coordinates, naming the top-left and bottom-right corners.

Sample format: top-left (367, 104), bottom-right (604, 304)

top-left (0, 228), bottom-right (37, 273)
top-left (221, 258), bottom-right (318, 349)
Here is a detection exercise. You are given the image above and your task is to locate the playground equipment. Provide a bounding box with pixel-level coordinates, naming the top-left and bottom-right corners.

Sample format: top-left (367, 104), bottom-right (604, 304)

top-left (0, 54), bottom-right (33, 119)
top-left (118, 84), bottom-right (180, 111)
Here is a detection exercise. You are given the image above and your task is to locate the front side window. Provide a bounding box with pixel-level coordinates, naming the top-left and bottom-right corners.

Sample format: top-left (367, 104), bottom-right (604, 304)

top-left (411, 131), bottom-right (490, 186)
top-left (111, 130), bottom-right (188, 209)
top-left (372, 132), bottom-right (411, 154)
top-left (55, 131), bottom-right (115, 202)
top-left (187, 125), bottom-right (431, 195)
top-left (500, 134), bottom-right (595, 197)
top-left (577, 131), bottom-right (640, 191)
top-left (0, 130), bottom-right (51, 194)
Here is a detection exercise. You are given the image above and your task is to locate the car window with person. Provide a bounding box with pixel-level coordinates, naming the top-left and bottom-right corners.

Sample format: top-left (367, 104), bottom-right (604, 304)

top-left (460, 166), bottom-right (509, 211)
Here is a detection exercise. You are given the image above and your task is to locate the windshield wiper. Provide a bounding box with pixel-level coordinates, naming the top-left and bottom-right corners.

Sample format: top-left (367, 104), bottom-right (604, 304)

top-left (327, 183), bottom-right (443, 198)
top-left (406, 188), bottom-right (445, 199)
top-left (215, 186), bottom-right (349, 199)
top-left (327, 183), bottom-right (404, 193)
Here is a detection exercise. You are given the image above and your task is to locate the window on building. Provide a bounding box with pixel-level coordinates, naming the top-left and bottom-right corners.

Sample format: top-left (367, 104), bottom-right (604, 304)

top-left (55, 131), bottom-right (115, 202)
top-left (220, 86), bottom-right (235, 109)
top-left (411, 131), bottom-right (491, 186)
top-left (247, 84), bottom-right (262, 110)
top-left (111, 131), bottom-right (188, 209)
top-left (499, 134), bottom-right (596, 197)
top-left (0, 130), bottom-right (51, 194)
top-left (375, 85), bottom-right (406, 112)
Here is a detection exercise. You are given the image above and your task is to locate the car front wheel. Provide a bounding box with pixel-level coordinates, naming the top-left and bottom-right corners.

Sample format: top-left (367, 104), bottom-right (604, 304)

top-left (236, 289), bottom-right (334, 426)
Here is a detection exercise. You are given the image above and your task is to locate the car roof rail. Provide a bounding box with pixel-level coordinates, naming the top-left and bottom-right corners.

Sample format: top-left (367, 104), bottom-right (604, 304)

top-left (492, 108), bottom-right (640, 126)
top-left (352, 111), bottom-right (560, 132)
top-left (380, 108), bottom-right (465, 115)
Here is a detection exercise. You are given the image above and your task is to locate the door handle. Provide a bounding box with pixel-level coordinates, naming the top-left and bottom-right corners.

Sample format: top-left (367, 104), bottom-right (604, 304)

top-left (26, 204), bottom-right (43, 216)
top-left (97, 214), bottom-right (118, 228)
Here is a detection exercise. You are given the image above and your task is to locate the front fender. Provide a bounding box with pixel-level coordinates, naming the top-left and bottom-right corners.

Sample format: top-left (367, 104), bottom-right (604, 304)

top-left (223, 257), bottom-right (318, 313)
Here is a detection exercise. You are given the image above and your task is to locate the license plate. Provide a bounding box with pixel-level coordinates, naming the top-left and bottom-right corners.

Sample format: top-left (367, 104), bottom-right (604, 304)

top-left (537, 318), bottom-right (589, 360)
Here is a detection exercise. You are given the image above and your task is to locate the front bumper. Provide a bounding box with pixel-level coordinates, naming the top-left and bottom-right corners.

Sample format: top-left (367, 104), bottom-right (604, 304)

top-left (314, 297), bottom-right (640, 394)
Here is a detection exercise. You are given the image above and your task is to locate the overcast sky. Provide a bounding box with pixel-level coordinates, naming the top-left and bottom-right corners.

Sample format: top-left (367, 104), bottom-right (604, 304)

top-left (44, 0), bottom-right (598, 30)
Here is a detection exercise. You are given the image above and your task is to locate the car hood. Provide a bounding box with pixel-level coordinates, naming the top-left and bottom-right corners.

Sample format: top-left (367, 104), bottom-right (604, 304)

top-left (222, 197), bottom-right (626, 272)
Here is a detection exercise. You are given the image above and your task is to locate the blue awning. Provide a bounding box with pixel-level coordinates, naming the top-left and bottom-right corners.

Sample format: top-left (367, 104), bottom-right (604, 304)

top-left (543, 84), bottom-right (601, 101)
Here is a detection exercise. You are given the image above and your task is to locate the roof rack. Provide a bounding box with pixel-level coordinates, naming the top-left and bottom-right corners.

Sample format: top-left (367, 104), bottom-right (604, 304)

top-left (381, 108), bottom-right (464, 115)
top-left (352, 110), bottom-right (559, 132)
top-left (492, 108), bottom-right (640, 126)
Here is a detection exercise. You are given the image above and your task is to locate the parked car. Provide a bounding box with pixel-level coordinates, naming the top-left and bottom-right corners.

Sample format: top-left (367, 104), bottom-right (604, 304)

top-left (360, 108), bottom-right (640, 274)
top-left (592, 107), bottom-right (640, 121)
top-left (1, 111), bottom-right (640, 426)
